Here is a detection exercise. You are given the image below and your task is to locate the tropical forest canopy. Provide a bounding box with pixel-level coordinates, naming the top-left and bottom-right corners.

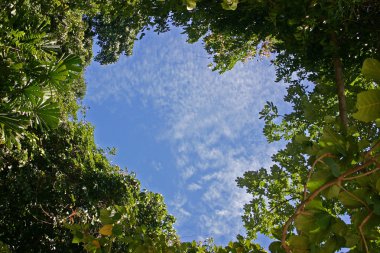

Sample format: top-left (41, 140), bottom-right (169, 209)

top-left (1, 0), bottom-right (380, 252)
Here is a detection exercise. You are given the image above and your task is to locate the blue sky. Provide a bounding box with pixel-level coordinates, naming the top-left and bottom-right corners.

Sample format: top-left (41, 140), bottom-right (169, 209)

top-left (83, 28), bottom-right (288, 246)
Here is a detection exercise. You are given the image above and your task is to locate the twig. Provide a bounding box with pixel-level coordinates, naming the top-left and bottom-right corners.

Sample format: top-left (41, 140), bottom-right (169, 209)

top-left (281, 158), bottom-right (376, 252)
top-left (358, 211), bottom-right (373, 253)
top-left (339, 186), bottom-right (369, 211)
top-left (32, 215), bottom-right (54, 225)
top-left (344, 166), bottom-right (380, 181)
top-left (303, 153), bottom-right (334, 200)
top-left (268, 197), bottom-right (299, 214)
top-left (40, 204), bottom-right (54, 219)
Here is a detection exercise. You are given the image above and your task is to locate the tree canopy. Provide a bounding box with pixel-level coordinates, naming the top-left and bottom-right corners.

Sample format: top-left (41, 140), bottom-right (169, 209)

top-left (1, 0), bottom-right (380, 252)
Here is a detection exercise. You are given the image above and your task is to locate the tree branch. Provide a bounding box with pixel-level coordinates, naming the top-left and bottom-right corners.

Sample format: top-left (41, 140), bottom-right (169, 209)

top-left (359, 211), bottom-right (373, 253)
top-left (331, 32), bottom-right (348, 133)
top-left (303, 153), bottom-right (334, 200)
top-left (281, 158), bottom-right (376, 252)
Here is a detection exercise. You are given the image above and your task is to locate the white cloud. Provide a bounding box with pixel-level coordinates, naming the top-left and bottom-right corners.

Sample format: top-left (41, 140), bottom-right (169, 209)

top-left (187, 183), bottom-right (202, 191)
top-left (181, 166), bottom-right (196, 180)
top-left (169, 193), bottom-right (192, 227)
top-left (85, 28), bottom-right (288, 244)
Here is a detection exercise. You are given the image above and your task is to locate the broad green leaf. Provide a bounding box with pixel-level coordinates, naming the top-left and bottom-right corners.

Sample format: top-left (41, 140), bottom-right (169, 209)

top-left (34, 99), bottom-right (60, 129)
top-left (295, 212), bottom-right (315, 232)
top-left (376, 118), bottom-right (380, 127)
top-left (305, 199), bottom-right (325, 211)
top-left (268, 241), bottom-right (285, 253)
top-left (288, 235), bottom-right (309, 252)
top-left (362, 58), bottom-right (380, 82)
top-left (319, 128), bottom-right (346, 155)
top-left (307, 169), bottom-right (333, 192)
top-left (323, 184), bottom-right (340, 199)
top-left (62, 54), bottom-right (82, 72)
top-left (314, 213), bottom-right (331, 232)
top-left (99, 209), bottom-right (113, 224)
top-left (48, 63), bottom-right (68, 82)
top-left (99, 224), bottom-right (113, 236)
top-left (24, 85), bottom-right (43, 99)
top-left (338, 191), bottom-right (364, 208)
top-left (353, 90), bottom-right (380, 122)
top-left (0, 113), bottom-right (28, 131)
top-left (324, 157), bottom-right (340, 177)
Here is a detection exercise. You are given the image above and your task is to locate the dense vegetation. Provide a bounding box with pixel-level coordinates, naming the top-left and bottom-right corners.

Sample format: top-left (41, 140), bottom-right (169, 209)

top-left (1, 0), bottom-right (379, 252)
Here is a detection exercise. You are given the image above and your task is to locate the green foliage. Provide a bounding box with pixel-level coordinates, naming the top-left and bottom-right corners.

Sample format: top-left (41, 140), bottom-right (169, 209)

top-left (361, 58), bottom-right (380, 83)
top-left (0, 121), bottom-right (178, 252)
top-left (2, 1), bottom-right (380, 253)
top-left (66, 194), bottom-right (178, 252)
top-left (353, 59), bottom-right (380, 122)
top-left (239, 56), bottom-right (380, 252)
top-left (353, 90), bottom-right (380, 122)
top-left (67, 208), bottom-right (267, 253)
top-left (0, 3), bottom-right (84, 149)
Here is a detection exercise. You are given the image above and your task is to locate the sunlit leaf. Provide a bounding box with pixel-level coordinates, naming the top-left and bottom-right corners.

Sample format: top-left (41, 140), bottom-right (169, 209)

top-left (62, 54), bottom-right (82, 72)
top-left (338, 191), bottom-right (365, 208)
top-left (99, 209), bottom-right (113, 224)
top-left (186, 0), bottom-right (196, 10)
top-left (362, 58), bottom-right (380, 82)
top-left (353, 90), bottom-right (380, 122)
top-left (295, 212), bottom-right (315, 232)
top-left (307, 169), bottom-right (333, 192)
top-left (34, 99), bottom-right (60, 129)
top-left (221, 0), bottom-right (238, 10)
top-left (99, 224), bottom-right (113, 236)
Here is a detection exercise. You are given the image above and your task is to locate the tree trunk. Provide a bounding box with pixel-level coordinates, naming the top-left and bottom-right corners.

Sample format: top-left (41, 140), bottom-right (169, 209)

top-left (331, 33), bottom-right (348, 133)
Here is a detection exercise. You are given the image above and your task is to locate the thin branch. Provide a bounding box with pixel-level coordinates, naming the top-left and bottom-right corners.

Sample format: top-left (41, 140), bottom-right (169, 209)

top-left (281, 158), bottom-right (376, 252)
top-left (268, 197), bottom-right (299, 214)
top-left (339, 186), bottom-right (370, 211)
top-left (31, 215), bottom-right (54, 225)
top-left (359, 211), bottom-right (373, 253)
top-left (303, 153), bottom-right (334, 200)
top-left (347, 163), bottom-right (375, 179)
top-left (39, 204), bottom-right (55, 219)
top-left (344, 166), bottom-right (380, 181)
top-left (281, 178), bottom-right (338, 253)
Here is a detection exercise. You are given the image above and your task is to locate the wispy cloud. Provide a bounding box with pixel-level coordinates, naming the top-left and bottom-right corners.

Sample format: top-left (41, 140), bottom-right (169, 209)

top-left (85, 28), bottom-right (288, 244)
top-left (187, 183), bottom-right (202, 191)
